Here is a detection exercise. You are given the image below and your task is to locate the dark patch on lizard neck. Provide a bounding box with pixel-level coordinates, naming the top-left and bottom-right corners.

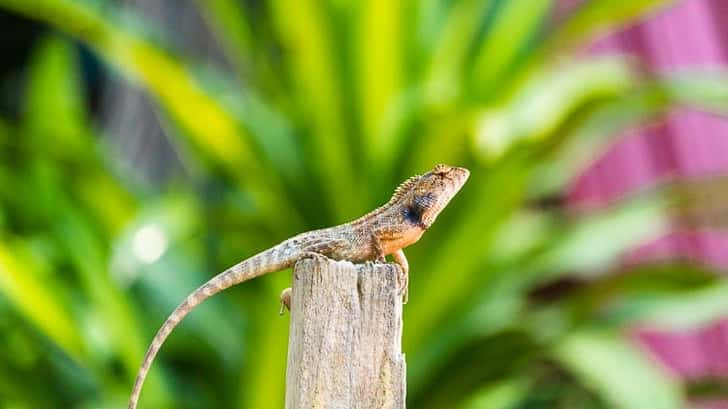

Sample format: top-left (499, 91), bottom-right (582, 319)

top-left (402, 206), bottom-right (428, 230)
top-left (399, 193), bottom-right (435, 230)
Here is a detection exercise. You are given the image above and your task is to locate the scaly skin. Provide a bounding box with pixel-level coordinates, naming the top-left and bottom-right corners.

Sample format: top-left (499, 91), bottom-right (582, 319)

top-left (128, 163), bottom-right (469, 409)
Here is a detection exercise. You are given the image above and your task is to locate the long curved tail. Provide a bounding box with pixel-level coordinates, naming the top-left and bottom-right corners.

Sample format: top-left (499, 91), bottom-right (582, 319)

top-left (128, 244), bottom-right (296, 409)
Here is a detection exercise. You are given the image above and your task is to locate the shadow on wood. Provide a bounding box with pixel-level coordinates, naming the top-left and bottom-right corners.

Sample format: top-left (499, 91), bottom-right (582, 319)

top-left (285, 256), bottom-right (406, 409)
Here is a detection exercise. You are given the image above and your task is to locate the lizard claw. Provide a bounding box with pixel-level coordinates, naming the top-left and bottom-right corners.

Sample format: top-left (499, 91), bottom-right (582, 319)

top-left (301, 252), bottom-right (327, 262)
top-left (279, 287), bottom-right (292, 315)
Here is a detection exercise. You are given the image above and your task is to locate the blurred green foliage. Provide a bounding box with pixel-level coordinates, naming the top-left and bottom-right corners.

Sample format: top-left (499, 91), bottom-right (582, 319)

top-left (1, 0), bottom-right (728, 408)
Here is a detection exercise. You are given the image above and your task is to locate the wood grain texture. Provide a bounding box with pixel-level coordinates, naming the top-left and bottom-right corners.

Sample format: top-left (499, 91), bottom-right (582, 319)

top-left (285, 256), bottom-right (406, 409)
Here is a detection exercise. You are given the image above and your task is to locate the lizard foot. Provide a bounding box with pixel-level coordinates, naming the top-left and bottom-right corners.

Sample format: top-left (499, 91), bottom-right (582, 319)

top-left (279, 287), bottom-right (292, 315)
top-left (397, 266), bottom-right (409, 304)
top-left (301, 251), bottom-right (328, 262)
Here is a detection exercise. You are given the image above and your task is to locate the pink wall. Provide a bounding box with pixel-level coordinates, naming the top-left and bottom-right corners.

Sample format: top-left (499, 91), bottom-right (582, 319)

top-left (567, 0), bottom-right (728, 404)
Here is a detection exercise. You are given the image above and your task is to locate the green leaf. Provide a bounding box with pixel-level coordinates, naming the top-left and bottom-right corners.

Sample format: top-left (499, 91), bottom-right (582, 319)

top-left (22, 35), bottom-right (88, 154)
top-left (459, 378), bottom-right (530, 409)
top-left (0, 240), bottom-right (85, 361)
top-left (606, 274), bottom-right (728, 331)
top-left (470, 0), bottom-right (552, 96)
top-left (225, 82), bottom-right (305, 186)
top-left (195, 0), bottom-right (253, 77)
top-left (74, 170), bottom-right (137, 237)
top-left (553, 330), bottom-right (683, 409)
top-left (410, 0), bottom-right (450, 70)
top-left (533, 196), bottom-right (669, 278)
top-left (425, 0), bottom-right (496, 105)
top-left (545, 262), bottom-right (728, 330)
top-left (658, 70), bottom-right (728, 116)
top-left (473, 56), bottom-right (637, 161)
top-left (532, 175), bottom-right (728, 281)
top-left (269, 0), bottom-right (359, 219)
top-left (547, 0), bottom-right (677, 50)
top-left (358, 0), bottom-right (404, 164)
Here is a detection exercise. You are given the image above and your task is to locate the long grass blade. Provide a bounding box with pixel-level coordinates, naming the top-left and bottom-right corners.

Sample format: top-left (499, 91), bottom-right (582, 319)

top-left (268, 0), bottom-right (359, 219)
top-left (195, 0), bottom-right (253, 78)
top-left (0, 241), bottom-right (86, 362)
top-left (470, 0), bottom-right (553, 97)
top-left (547, 0), bottom-right (676, 50)
top-left (425, 0), bottom-right (496, 105)
top-left (358, 0), bottom-right (403, 168)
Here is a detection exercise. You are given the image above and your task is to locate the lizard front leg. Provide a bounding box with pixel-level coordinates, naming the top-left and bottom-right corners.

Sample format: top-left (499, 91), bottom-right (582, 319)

top-left (371, 229), bottom-right (409, 303)
top-left (391, 249), bottom-right (409, 304)
top-left (371, 233), bottom-right (387, 263)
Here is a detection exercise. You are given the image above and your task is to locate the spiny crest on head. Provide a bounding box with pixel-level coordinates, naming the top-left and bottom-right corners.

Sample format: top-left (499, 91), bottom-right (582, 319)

top-left (389, 174), bottom-right (421, 202)
top-left (365, 174), bottom-right (422, 217)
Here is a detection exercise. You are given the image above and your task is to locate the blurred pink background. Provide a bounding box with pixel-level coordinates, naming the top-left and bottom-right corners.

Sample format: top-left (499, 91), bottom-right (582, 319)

top-left (568, 0), bottom-right (728, 407)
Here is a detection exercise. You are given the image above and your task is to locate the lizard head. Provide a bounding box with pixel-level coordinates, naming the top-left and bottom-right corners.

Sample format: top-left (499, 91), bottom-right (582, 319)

top-left (398, 163), bottom-right (470, 230)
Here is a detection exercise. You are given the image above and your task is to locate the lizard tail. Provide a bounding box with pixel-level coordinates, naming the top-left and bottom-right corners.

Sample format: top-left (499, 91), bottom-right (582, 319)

top-left (128, 245), bottom-right (296, 409)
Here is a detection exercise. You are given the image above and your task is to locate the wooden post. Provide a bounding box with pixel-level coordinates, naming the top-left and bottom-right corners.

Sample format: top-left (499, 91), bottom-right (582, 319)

top-left (285, 256), bottom-right (406, 409)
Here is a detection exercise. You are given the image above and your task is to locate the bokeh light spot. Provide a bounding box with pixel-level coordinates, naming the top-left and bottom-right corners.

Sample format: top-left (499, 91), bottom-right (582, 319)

top-left (132, 224), bottom-right (168, 264)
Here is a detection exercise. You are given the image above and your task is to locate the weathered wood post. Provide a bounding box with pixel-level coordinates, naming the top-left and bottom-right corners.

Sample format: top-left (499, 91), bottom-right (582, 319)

top-left (285, 256), bottom-right (406, 409)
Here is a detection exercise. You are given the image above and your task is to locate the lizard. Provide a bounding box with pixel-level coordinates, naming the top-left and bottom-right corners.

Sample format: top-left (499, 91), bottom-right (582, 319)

top-left (128, 163), bottom-right (470, 409)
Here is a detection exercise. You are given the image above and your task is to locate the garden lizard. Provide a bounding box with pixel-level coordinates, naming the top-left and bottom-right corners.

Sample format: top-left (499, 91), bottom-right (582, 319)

top-left (128, 163), bottom-right (470, 409)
